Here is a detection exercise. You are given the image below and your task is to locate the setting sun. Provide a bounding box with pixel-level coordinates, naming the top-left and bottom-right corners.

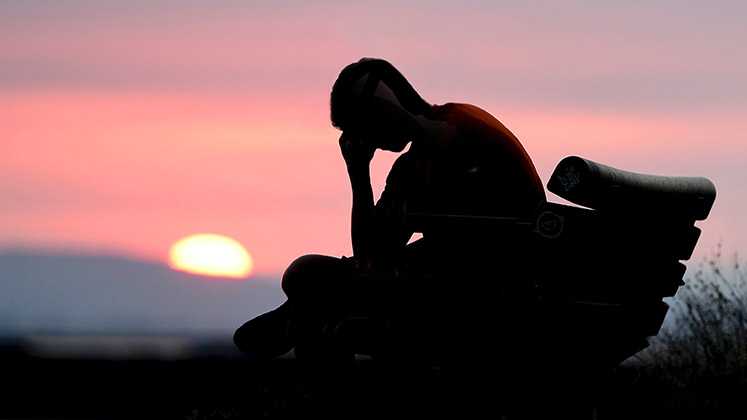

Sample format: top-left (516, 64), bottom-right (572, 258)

top-left (168, 233), bottom-right (253, 279)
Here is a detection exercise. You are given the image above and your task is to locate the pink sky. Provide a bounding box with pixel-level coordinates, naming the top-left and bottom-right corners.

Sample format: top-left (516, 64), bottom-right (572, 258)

top-left (1, 1), bottom-right (745, 277)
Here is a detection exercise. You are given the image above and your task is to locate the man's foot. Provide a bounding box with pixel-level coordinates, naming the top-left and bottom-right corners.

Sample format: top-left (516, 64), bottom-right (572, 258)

top-left (234, 301), bottom-right (294, 359)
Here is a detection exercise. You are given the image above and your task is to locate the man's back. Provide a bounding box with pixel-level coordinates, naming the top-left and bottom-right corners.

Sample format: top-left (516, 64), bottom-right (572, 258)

top-left (380, 103), bottom-right (545, 225)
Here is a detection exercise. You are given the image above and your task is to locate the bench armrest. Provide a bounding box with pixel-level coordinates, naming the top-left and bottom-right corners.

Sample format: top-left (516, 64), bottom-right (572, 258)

top-left (547, 156), bottom-right (716, 221)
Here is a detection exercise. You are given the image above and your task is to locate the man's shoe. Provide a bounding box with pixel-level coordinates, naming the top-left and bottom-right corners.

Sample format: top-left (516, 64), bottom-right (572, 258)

top-left (234, 301), bottom-right (294, 358)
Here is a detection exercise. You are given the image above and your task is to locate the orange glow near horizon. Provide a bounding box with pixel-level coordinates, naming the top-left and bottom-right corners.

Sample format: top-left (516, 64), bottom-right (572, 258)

top-left (168, 234), bottom-right (254, 279)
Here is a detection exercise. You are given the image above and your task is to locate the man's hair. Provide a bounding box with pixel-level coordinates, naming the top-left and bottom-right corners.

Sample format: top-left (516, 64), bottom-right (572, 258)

top-left (330, 58), bottom-right (430, 130)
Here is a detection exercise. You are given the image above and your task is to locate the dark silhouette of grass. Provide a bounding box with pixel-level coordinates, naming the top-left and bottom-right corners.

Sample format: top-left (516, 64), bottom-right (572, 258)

top-left (618, 244), bottom-right (747, 419)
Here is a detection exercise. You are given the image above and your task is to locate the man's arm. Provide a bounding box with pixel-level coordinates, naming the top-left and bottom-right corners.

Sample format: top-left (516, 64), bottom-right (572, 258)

top-left (340, 134), bottom-right (376, 258)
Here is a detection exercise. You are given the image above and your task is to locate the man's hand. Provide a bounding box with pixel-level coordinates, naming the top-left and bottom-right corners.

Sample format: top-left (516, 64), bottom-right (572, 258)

top-left (339, 133), bottom-right (376, 169)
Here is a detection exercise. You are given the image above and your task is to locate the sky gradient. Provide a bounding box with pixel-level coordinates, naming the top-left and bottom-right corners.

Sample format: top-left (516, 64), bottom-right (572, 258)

top-left (2, 1), bottom-right (745, 277)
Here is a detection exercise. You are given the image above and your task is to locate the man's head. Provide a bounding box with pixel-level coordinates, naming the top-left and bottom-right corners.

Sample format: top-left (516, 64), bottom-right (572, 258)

top-left (330, 58), bottom-right (431, 151)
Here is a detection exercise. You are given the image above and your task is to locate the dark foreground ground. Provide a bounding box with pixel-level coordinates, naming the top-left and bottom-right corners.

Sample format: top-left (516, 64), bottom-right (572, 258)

top-left (1, 338), bottom-right (741, 420)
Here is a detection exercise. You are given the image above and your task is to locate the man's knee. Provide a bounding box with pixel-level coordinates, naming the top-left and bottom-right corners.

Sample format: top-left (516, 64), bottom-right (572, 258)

top-left (281, 254), bottom-right (344, 299)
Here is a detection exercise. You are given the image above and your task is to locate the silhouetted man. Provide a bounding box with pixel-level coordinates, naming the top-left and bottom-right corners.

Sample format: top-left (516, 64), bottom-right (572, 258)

top-left (234, 58), bottom-right (545, 359)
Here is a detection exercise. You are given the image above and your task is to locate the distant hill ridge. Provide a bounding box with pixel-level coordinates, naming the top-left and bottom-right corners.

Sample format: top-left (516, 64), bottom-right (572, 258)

top-left (0, 251), bottom-right (285, 337)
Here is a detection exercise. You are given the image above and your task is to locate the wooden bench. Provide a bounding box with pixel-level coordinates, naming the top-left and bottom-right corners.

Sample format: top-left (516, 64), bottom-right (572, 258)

top-left (308, 156), bottom-right (716, 378)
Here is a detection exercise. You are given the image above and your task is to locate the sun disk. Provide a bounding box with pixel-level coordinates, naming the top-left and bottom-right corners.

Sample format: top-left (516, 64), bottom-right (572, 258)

top-left (168, 233), bottom-right (253, 279)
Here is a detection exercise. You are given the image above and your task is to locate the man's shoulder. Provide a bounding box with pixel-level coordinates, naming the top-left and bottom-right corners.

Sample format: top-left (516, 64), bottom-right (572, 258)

top-left (433, 102), bottom-right (493, 120)
top-left (434, 102), bottom-right (521, 150)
